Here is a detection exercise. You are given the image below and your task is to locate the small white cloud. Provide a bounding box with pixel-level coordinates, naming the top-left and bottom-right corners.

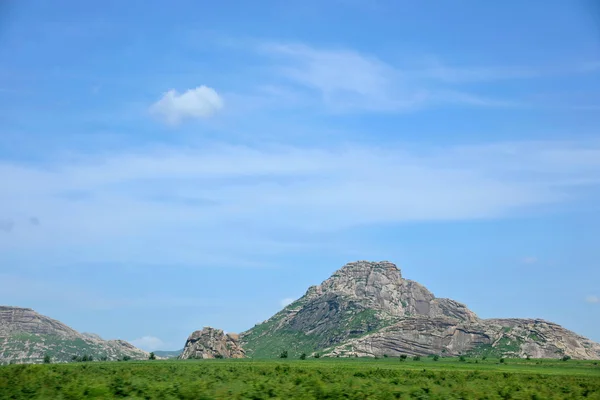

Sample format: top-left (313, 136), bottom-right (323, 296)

top-left (150, 85), bottom-right (223, 125)
top-left (280, 298), bottom-right (295, 307)
top-left (130, 336), bottom-right (165, 351)
top-left (585, 295), bottom-right (599, 304)
top-left (521, 256), bottom-right (538, 264)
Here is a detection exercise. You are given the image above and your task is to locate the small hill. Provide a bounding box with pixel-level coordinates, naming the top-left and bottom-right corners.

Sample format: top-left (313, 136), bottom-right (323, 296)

top-left (0, 306), bottom-right (147, 364)
top-left (240, 261), bottom-right (600, 359)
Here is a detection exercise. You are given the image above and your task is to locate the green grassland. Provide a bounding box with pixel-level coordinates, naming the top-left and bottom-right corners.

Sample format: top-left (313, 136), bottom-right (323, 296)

top-left (1, 357), bottom-right (599, 399)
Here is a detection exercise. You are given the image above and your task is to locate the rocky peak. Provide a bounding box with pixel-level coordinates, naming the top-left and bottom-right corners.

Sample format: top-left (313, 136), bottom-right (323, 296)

top-left (308, 261), bottom-right (401, 297)
top-left (180, 327), bottom-right (245, 359)
top-left (326, 261), bottom-right (402, 286)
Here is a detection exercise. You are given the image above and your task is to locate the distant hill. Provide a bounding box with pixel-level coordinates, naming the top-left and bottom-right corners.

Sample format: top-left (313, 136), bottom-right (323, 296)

top-left (153, 349), bottom-right (183, 358)
top-left (240, 261), bottom-right (600, 359)
top-left (0, 306), bottom-right (148, 364)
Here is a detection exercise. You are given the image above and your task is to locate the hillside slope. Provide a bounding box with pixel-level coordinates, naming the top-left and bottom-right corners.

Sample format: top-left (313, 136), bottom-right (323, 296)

top-left (0, 306), bottom-right (147, 364)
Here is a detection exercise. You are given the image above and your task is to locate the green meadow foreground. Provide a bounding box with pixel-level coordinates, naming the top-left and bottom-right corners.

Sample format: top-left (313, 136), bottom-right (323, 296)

top-left (1, 358), bottom-right (599, 399)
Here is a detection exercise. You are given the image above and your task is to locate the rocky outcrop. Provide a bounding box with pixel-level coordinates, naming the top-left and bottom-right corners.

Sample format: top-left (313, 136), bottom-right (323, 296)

top-left (240, 261), bottom-right (600, 360)
top-left (180, 327), bottom-right (245, 359)
top-left (0, 306), bottom-right (148, 364)
top-left (323, 317), bottom-right (600, 359)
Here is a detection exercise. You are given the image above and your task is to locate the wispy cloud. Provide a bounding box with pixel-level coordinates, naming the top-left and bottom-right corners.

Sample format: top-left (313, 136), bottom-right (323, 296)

top-left (586, 295), bottom-right (599, 304)
top-left (1, 139), bottom-right (599, 267)
top-left (257, 42), bottom-right (599, 112)
top-left (150, 85), bottom-right (224, 125)
top-left (260, 43), bottom-right (428, 112)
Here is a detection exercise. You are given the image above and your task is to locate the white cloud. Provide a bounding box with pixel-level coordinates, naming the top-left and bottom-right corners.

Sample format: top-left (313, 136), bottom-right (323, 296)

top-left (586, 295), bottom-right (599, 304)
top-left (130, 336), bottom-right (165, 351)
top-left (280, 298), bottom-right (295, 307)
top-left (0, 140), bottom-right (599, 267)
top-left (150, 85), bottom-right (223, 125)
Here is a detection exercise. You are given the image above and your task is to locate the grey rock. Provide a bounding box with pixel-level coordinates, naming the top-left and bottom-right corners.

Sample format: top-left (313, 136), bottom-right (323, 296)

top-left (180, 327), bottom-right (245, 359)
top-left (323, 317), bottom-right (600, 359)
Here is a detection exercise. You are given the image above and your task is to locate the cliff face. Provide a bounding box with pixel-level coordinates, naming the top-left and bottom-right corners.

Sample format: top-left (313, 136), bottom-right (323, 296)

top-left (240, 261), bottom-right (600, 360)
top-left (0, 306), bottom-right (148, 364)
top-left (180, 327), bottom-right (245, 359)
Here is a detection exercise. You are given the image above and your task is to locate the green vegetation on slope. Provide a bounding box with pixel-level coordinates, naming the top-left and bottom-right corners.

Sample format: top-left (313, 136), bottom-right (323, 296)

top-left (1, 333), bottom-right (140, 364)
top-left (242, 300), bottom-right (397, 358)
top-left (467, 336), bottom-right (527, 358)
top-left (243, 329), bottom-right (322, 359)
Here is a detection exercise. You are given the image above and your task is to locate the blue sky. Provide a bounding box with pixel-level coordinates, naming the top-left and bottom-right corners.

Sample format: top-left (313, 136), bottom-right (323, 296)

top-left (1, 0), bottom-right (599, 351)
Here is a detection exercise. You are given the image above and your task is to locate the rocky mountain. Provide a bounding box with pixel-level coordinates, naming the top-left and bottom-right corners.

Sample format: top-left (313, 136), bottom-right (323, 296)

top-left (0, 306), bottom-right (148, 364)
top-left (180, 327), bottom-right (245, 359)
top-left (240, 261), bottom-right (600, 359)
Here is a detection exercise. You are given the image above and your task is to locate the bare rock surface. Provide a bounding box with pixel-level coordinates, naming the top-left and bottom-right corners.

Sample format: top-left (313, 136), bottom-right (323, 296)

top-left (180, 327), bottom-right (245, 359)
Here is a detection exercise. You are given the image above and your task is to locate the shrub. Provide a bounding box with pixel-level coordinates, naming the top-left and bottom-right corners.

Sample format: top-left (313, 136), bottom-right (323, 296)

top-left (412, 356), bottom-right (421, 361)
top-left (562, 355), bottom-right (571, 362)
top-left (433, 355), bottom-right (440, 361)
top-left (314, 353), bottom-right (321, 359)
top-left (400, 355), bottom-right (407, 361)
top-left (300, 353), bottom-right (306, 360)
top-left (459, 356), bottom-right (466, 362)
top-left (149, 352), bottom-right (156, 360)
top-left (122, 356), bottom-right (131, 362)
top-left (279, 350), bottom-right (288, 359)
top-left (500, 358), bottom-right (505, 363)
top-left (214, 354), bottom-right (224, 359)
top-left (43, 354), bottom-right (51, 364)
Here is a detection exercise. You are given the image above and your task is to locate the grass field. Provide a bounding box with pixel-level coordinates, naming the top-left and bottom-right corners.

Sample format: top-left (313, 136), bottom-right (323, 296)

top-left (1, 357), bottom-right (599, 399)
